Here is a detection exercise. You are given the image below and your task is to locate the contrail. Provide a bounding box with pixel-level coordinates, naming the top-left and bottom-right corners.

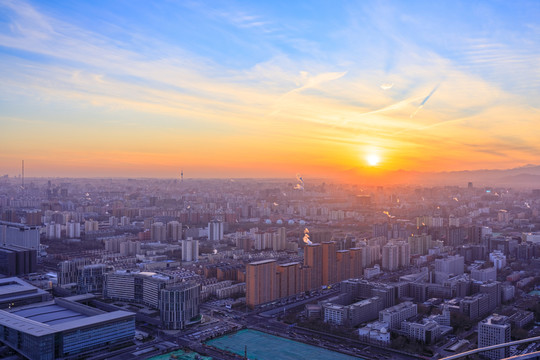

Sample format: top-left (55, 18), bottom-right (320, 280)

top-left (410, 84), bottom-right (440, 118)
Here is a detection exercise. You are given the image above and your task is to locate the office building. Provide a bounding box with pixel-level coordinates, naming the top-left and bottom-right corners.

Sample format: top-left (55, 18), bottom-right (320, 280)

top-left (0, 277), bottom-right (51, 309)
top-left (160, 282), bottom-right (200, 330)
top-left (478, 314), bottom-right (511, 360)
top-left (0, 221), bottom-right (40, 252)
top-left (0, 296), bottom-right (135, 360)
top-left (0, 245), bottom-right (36, 276)
top-left (471, 267), bottom-right (496, 282)
top-left (434, 255), bottom-right (464, 276)
top-left (379, 301), bottom-right (417, 330)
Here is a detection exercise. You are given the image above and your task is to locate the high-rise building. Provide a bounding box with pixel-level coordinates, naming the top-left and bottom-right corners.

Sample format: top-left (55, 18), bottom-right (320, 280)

top-left (336, 250), bottom-right (350, 282)
top-left (408, 234), bottom-right (432, 256)
top-left (66, 221), bottom-right (81, 238)
top-left (322, 242), bottom-right (337, 285)
top-left (396, 241), bottom-right (411, 268)
top-left (246, 259), bottom-right (277, 308)
top-left (84, 219), bottom-right (99, 232)
top-left (382, 243), bottom-right (399, 271)
top-left (304, 244), bottom-right (323, 290)
top-left (181, 238), bottom-right (199, 262)
top-left (276, 262), bottom-right (301, 298)
top-left (478, 314), bottom-right (511, 360)
top-left (167, 221), bottom-right (182, 241)
top-left (349, 247), bottom-right (363, 278)
top-left (208, 220), bottom-right (224, 241)
top-left (46, 222), bottom-right (62, 239)
top-left (151, 222), bottom-right (166, 242)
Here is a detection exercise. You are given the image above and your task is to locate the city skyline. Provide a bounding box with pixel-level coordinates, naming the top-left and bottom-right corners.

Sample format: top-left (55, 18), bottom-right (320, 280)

top-left (1, 1), bottom-right (539, 181)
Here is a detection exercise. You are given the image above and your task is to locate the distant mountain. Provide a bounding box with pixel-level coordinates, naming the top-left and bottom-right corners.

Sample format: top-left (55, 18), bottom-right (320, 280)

top-left (341, 165), bottom-right (540, 187)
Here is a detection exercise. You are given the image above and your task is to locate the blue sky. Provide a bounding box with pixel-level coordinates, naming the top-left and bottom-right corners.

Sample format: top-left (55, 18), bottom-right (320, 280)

top-left (0, 0), bottom-right (539, 178)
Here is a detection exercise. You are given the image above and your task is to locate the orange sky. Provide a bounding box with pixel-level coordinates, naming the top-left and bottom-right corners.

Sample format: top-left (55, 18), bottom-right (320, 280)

top-left (1, 1), bottom-right (539, 181)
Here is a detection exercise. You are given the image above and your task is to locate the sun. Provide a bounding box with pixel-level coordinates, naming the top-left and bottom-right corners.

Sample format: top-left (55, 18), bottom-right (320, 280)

top-left (366, 154), bottom-right (380, 166)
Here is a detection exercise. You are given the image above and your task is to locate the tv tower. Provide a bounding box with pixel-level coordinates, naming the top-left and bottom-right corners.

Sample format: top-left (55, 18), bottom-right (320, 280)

top-left (181, 169), bottom-right (183, 182)
top-left (21, 160), bottom-right (24, 190)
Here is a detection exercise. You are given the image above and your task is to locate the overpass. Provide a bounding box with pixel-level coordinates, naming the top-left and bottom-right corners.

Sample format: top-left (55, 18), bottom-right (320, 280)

top-left (441, 336), bottom-right (540, 360)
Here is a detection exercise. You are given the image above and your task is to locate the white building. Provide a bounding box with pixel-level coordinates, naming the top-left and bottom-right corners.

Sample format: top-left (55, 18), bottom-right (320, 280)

top-left (471, 267), bottom-right (497, 282)
top-left (181, 238), bottom-right (199, 262)
top-left (379, 301), bottom-right (417, 330)
top-left (66, 221), bottom-right (81, 238)
top-left (478, 314), bottom-right (511, 360)
top-left (358, 321), bottom-right (391, 345)
top-left (489, 250), bottom-right (506, 270)
top-left (208, 220), bottom-right (224, 241)
top-left (46, 222), bottom-right (62, 239)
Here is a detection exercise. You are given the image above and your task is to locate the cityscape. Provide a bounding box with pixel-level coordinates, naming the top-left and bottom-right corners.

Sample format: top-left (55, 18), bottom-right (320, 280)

top-left (1, 1), bottom-right (540, 360)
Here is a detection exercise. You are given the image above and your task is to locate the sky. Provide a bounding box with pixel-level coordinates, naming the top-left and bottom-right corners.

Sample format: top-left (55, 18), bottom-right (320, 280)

top-left (0, 0), bottom-right (539, 181)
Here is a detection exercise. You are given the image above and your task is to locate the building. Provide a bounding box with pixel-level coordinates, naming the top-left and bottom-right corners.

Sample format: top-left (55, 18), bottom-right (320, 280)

top-left (246, 259), bottom-right (277, 308)
top-left (104, 270), bottom-right (171, 308)
top-left (181, 238), bottom-right (199, 262)
top-left (382, 243), bottom-right (399, 271)
top-left (208, 220), bottom-right (224, 241)
top-left (478, 314), bottom-right (511, 360)
top-left (0, 221), bottom-right (40, 252)
top-left (151, 222), bottom-right (166, 242)
top-left (160, 282), bottom-right (200, 330)
top-left (379, 301), bottom-right (417, 330)
top-left (0, 245), bottom-right (36, 276)
top-left (276, 262), bottom-right (302, 299)
top-left (0, 277), bottom-right (51, 309)
top-left (104, 271), bottom-right (200, 329)
top-left (471, 267), bottom-right (497, 282)
top-left (323, 296), bottom-right (383, 327)
top-left (408, 234), bottom-right (432, 256)
top-left (304, 243), bottom-right (323, 290)
top-left (78, 264), bottom-right (109, 294)
top-left (434, 255), bottom-right (464, 277)
top-left (322, 241), bottom-right (337, 285)
top-left (84, 219), bottom-right (99, 232)
top-left (167, 221), bottom-right (182, 241)
top-left (0, 296), bottom-right (135, 360)
top-left (46, 222), bottom-right (61, 239)
top-left (402, 319), bottom-right (446, 344)
top-left (358, 321), bottom-right (391, 345)
top-left (66, 221), bottom-right (81, 238)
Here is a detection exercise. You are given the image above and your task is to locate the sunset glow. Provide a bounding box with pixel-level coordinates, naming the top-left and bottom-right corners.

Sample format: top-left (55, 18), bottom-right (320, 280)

top-left (0, 1), bottom-right (539, 182)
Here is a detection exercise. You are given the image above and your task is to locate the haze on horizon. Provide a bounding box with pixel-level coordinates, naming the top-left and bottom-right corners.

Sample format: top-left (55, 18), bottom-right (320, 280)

top-left (1, 0), bottom-right (539, 182)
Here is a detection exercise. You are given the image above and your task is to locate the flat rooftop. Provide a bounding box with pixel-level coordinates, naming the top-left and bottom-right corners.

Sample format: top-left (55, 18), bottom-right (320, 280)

top-left (12, 304), bottom-right (88, 326)
top-left (0, 277), bottom-right (47, 301)
top-left (0, 298), bottom-right (134, 337)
